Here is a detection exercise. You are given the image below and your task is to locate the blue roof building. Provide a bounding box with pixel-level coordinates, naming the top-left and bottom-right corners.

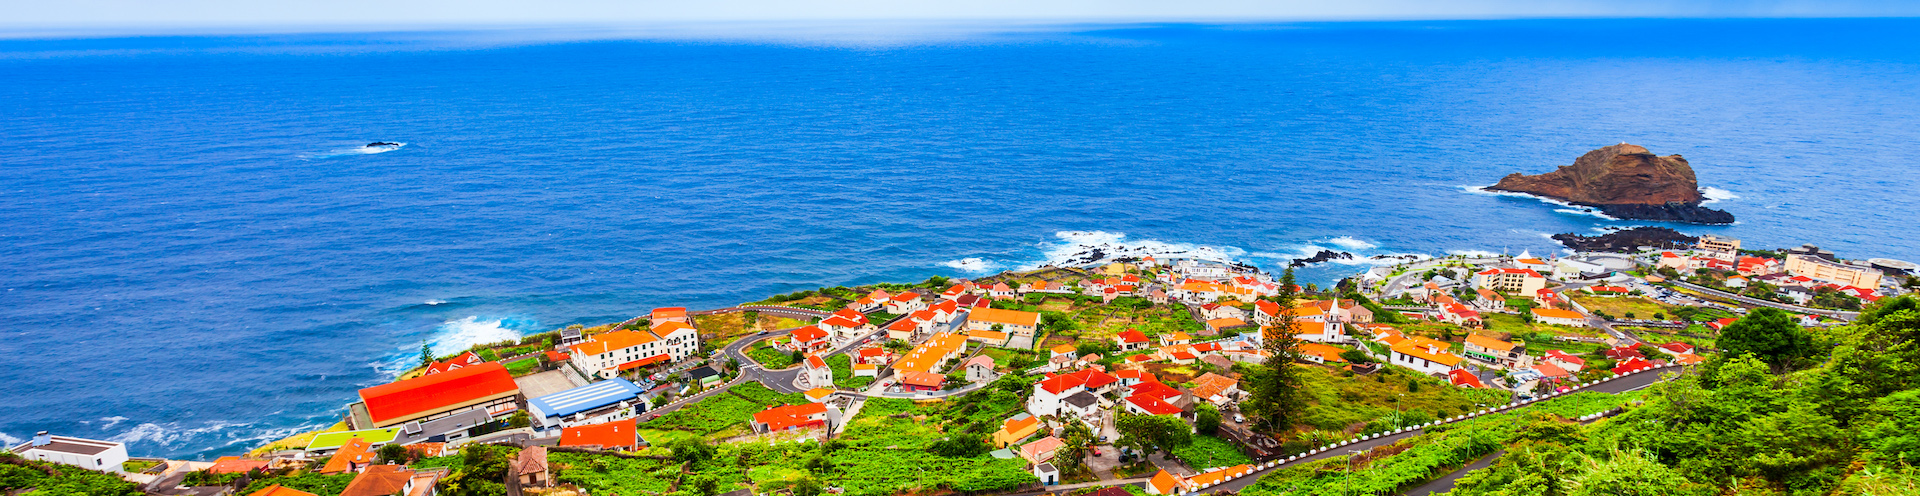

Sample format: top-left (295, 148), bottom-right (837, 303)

top-left (526, 378), bottom-right (646, 430)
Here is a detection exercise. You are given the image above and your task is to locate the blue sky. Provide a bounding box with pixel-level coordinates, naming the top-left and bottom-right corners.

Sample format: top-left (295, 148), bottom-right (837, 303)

top-left (2, 0), bottom-right (1916, 31)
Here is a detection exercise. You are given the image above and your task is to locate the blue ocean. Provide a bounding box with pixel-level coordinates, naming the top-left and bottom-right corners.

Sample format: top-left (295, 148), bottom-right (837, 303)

top-left (2, 19), bottom-right (1917, 459)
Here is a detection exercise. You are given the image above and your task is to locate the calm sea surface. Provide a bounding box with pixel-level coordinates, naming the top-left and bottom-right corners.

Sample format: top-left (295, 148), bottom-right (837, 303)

top-left (2, 19), bottom-right (1917, 458)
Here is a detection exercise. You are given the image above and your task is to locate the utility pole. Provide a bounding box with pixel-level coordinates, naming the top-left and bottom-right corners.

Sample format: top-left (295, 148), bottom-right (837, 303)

top-left (1347, 448), bottom-right (1367, 496)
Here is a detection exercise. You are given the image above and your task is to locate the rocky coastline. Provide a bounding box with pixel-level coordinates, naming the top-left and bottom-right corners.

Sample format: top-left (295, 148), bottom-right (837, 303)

top-left (1550, 226), bottom-right (1697, 252)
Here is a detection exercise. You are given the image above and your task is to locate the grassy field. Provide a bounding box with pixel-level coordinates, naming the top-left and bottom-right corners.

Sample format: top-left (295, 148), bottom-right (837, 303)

top-left (827, 354), bottom-right (875, 389)
top-left (746, 341), bottom-right (800, 369)
top-left (1482, 313), bottom-right (1605, 339)
top-left (562, 395), bottom-right (1035, 495)
top-left (1280, 363), bottom-right (1511, 433)
top-left (503, 356), bottom-right (541, 376)
top-left (1172, 434), bottom-right (1254, 470)
top-left (696, 312), bottom-right (758, 349)
top-left (1568, 295), bottom-right (1685, 320)
top-left (647, 382), bottom-right (802, 439)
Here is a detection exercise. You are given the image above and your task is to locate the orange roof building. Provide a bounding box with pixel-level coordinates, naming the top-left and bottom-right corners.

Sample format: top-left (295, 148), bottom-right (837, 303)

top-left (965, 307), bottom-right (1042, 334)
top-left (751, 402), bottom-right (831, 433)
top-left (338, 465), bottom-right (415, 496)
top-left (559, 418), bottom-right (639, 451)
top-left (319, 437), bottom-right (375, 474)
top-left (357, 362), bottom-right (520, 428)
top-left (246, 485), bottom-right (319, 496)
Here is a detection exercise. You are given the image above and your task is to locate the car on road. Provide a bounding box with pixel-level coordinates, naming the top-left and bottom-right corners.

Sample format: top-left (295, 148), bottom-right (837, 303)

top-left (1234, 413), bottom-right (1245, 423)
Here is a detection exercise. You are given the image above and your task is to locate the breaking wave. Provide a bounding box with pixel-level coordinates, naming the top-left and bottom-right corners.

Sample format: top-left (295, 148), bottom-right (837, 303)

top-left (1701, 187), bottom-right (1739, 204)
top-left (940, 257), bottom-right (1002, 273)
top-left (377, 316), bottom-right (532, 376)
top-left (1327, 236), bottom-right (1378, 250)
top-left (1462, 185), bottom-right (1620, 220)
top-left (304, 142), bottom-right (407, 159)
top-left (1027, 230), bottom-right (1246, 270)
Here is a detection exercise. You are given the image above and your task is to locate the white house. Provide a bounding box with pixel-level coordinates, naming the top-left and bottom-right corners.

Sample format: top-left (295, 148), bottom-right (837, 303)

top-left (964, 355), bottom-right (999, 383)
top-left (802, 355), bottom-right (832, 388)
top-left (569, 321), bottom-right (703, 379)
top-left (1530, 308), bottom-right (1589, 327)
top-left (9, 433), bottom-right (129, 473)
top-left (1389, 337), bottom-right (1463, 375)
top-left (886, 292), bottom-right (926, 314)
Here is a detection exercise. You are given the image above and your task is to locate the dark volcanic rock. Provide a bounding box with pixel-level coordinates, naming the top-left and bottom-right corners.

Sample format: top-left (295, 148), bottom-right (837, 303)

top-left (1552, 227), bottom-right (1697, 253)
top-left (1595, 203), bottom-right (1736, 224)
top-left (1290, 250), bottom-right (1354, 267)
top-left (1489, 143), bottom-right (1735, 224)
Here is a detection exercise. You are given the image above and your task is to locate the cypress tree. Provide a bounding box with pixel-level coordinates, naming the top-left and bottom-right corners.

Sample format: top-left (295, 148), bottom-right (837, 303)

top-left (1248, 268), bottom-right (1307, 433)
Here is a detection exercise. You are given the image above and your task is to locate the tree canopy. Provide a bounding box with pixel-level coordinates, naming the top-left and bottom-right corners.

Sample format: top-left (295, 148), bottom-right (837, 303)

top-left (1715, 307), bottom-right (1813, 372)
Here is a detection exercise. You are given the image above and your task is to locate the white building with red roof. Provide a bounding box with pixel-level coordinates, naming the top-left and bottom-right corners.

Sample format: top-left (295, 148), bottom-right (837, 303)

top-left (852, 290), bottom-right (892, 312)
top-left (1471, 268), bottom-right (1546, 298)
top-left (1113, 329), bottom-right (1151, 351)
top-left (1123, 381), bottom-right (1185, 416)
top-left (750, 402), bottom-right (837, 434)
top-left (422, 351), bottom-right (484, 375)
top-left (818, 308), bottom-right (872, 341)
top-left (885, 292), bottom-right (926, 314)
top-left (1027, 369), bottom-right (1119, 418)
top-left (784, 325), bottom-right (832, 352)
top-left (1543, 350), bottom-right (1586, 372)
top-left (989, 282), bottom-right (1016, 300)
top-left (569, 322), bottom-right (702, 380)
top-left (802, 355), bottom-right (832, 387)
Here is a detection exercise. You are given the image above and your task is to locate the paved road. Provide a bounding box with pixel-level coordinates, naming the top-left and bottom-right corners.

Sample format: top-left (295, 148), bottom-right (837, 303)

top-left (1204, 369), bottom-right (1670, 494)
top-left (1671, 280), bottom-right (1858, 320)
top-left (1401, 450), bottom-right (1504, 495)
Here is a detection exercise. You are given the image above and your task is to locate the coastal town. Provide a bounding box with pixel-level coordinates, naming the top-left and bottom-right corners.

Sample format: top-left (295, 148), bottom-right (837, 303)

top-left (11, 233), bottom-right (1920, 496)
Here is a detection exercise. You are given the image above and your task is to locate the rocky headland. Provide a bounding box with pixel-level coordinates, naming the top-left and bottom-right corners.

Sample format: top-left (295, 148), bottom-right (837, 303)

top-left (1551, 226), bottom-right (1697, 253)
top-left (1488, 143), bottom-right (1735, 224)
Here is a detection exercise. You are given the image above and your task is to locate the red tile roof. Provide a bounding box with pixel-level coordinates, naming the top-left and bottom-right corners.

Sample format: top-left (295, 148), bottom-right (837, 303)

top-left (1544, 350), bottom-right (1585, 366)
top-left (790, 325), bottom-right (829, 342)
top-left (1448, 369), bottom-right (1485, 388)
top-left (753, 403), bottom-right (829, 431)
top-left (559, 418), bottom-right (638, 450)
top-left (1117, 329), bottom-right (1149, 343)
top-left (899, 370), bottom-right (946, 389)
top-left (359, 362), bottom-right (518, 425)
top-left (246, 485), bottom-right (319, 496)
top-left (208, 456), bottom-right (271, 474)
top-left (1127, 394), bottom-right (1183, 415)
top-left (319, 437), bottom-right (374, 474)
top-left (1129, 381), bottom-right (1182, 401)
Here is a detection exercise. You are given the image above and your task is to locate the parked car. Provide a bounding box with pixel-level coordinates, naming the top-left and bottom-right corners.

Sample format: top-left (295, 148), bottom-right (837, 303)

top-left (1233, 413), bottom-right (1245, 423)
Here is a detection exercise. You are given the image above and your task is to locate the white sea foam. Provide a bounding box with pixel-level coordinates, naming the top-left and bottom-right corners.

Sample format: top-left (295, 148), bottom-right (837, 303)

top-left (1701, 187), bottom-right (1739, 204)
top-left (100, 416), bottom-right (129, 429)
top-left (1464, 185), bottom-right (1621, 220)
top-left (304, 142), bottom-right (406, 159)
top-left (426, 316), bottom-right (523, 358)
top-left (940, 257), bottom-right (1002, 273)
top-left (107, 420), bottom-right (253, 447)
top-left (377, 316), bottom-right (526, 376)
top-left (1023, 230), bottom-right (1247, 270)
top-left (1328, 236), bottom-right (1378, 250)
top-left (424, 299), bottom-right (447, 305)
top-left (0, 433), bottom-right (20, 446)
top-left (1554, 208), bottom-right (1620, 220)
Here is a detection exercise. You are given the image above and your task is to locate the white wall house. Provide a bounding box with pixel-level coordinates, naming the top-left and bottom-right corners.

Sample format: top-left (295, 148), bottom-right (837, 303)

top-left (569, 322), bottom-right (702, 379)
top-left (10, 433), bottom-right (130, 473)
